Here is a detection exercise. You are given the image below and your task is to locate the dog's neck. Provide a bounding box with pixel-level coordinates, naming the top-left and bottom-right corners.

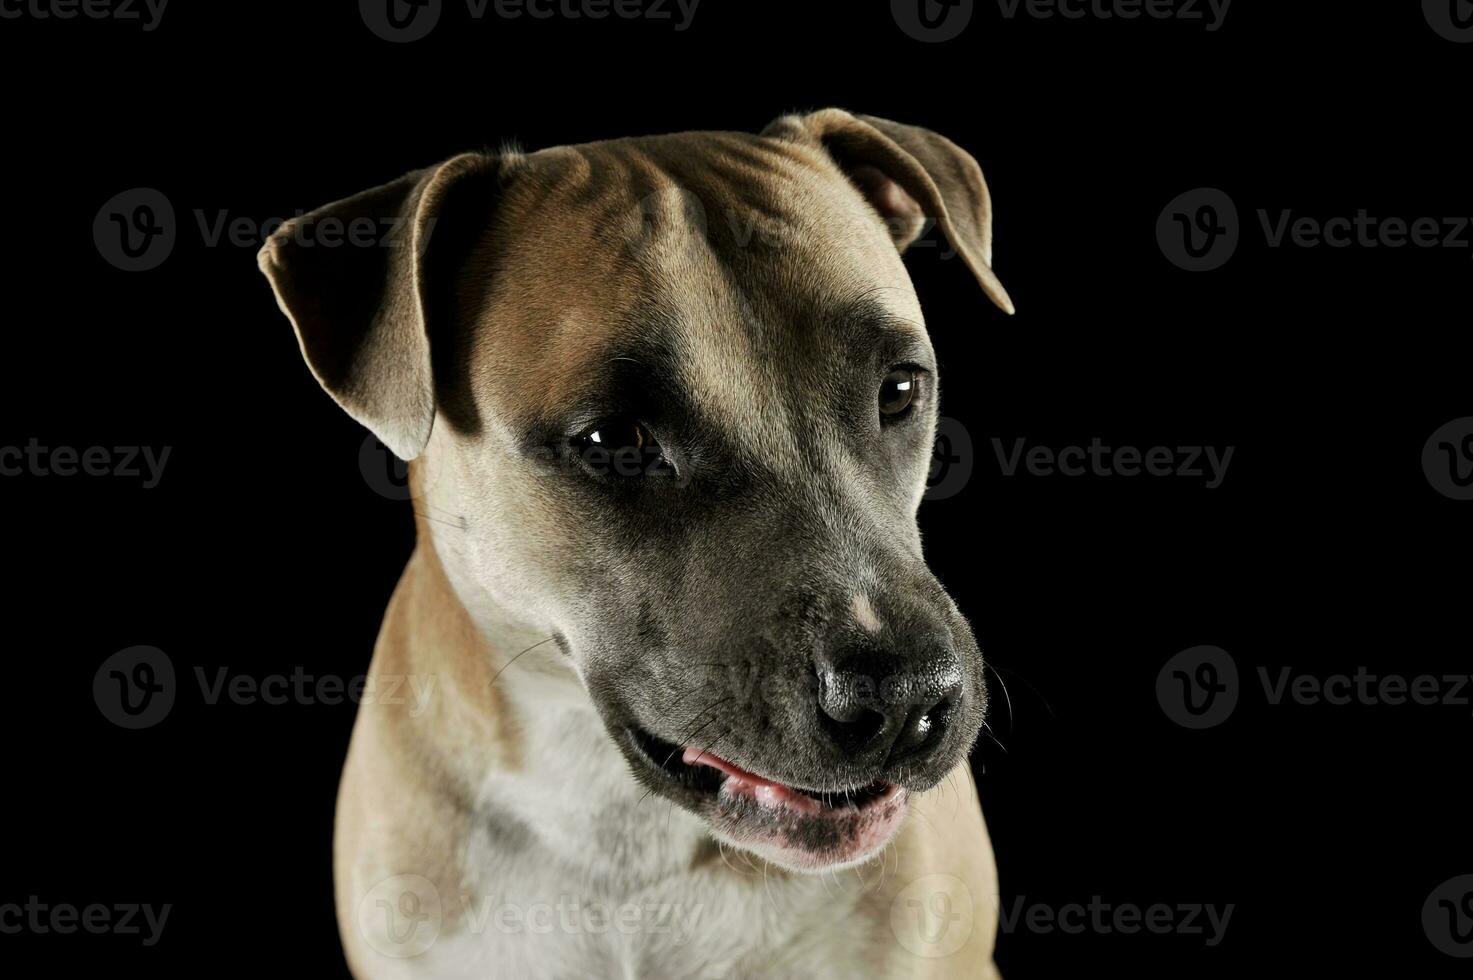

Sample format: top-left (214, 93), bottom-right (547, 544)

top-left (385, 516), bottom-right (719, 893)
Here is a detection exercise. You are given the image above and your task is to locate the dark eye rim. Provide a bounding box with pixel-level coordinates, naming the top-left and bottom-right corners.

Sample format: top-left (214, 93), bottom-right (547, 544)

top-left (879, 364), bottom-right (928, 422)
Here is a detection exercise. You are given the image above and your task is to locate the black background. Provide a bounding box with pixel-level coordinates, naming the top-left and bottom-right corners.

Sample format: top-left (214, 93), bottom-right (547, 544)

top-left (2, 1), bottom-right (1469, 977)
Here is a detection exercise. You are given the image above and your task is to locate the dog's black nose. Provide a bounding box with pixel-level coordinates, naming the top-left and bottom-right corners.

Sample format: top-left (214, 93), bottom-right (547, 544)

top-left (816, 652), bottom-right (962, 762)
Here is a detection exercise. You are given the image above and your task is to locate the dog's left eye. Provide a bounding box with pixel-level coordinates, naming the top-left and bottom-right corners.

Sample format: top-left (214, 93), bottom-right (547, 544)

top-left (879, 368), bottom-right (919, 418)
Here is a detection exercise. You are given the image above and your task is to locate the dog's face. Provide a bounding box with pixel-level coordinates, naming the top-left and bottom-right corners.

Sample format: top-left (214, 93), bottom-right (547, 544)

top-left (261, 110), bottom-right (1013, 873)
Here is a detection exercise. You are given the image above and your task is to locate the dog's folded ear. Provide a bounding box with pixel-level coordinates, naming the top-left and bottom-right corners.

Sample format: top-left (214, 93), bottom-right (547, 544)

top-left (762, 109), bottom-right (1014, 315)
top-left (257, 153), bottom-right (499, 460)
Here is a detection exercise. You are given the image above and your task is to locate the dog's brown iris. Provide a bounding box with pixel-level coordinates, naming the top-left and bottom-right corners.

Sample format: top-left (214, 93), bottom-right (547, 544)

top-left (878, 368), bottom-right (917, 416)
top-left (586, 420), bottom-right (647, 453)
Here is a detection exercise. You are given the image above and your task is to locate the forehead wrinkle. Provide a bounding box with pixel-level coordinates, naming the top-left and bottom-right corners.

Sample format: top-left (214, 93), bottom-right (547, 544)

top-left (468, 129), bottom-right (928, 461)
top-left (651, 242), bottom-right (807, 472)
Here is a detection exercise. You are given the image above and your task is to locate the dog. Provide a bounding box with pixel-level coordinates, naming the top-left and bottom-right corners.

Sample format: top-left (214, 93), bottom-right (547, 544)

top-left (258, 108), bottom-right (1014, 979)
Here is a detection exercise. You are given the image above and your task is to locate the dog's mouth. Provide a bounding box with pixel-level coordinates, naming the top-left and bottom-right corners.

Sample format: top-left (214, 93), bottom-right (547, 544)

top-left (626, 725), bottom-right (908, 870)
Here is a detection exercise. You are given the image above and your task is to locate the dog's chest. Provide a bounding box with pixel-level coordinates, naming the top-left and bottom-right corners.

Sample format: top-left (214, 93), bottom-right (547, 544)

top-left (421, 861), bottom-right (877, 980)
top-left (416, 704), bottom-right (882, 979)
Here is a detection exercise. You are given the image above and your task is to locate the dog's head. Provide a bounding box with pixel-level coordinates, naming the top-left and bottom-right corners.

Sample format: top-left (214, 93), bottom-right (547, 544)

top-left (260, 109), bottom-right (1012, 872)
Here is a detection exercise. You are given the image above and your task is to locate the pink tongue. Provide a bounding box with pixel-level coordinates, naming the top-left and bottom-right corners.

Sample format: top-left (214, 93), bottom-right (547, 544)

top-left (682, 746), bottom-right (821, 815)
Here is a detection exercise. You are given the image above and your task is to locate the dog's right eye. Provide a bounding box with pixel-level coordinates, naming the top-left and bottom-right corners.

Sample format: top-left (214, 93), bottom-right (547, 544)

top-left (571, 419), bottom-right (671, 479)
top-left (581, 420), bottom-right (648, 454)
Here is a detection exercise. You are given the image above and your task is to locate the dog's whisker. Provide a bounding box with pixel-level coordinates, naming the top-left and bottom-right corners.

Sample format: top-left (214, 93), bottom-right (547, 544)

top-left (910, 800), bottom-right (941, 840)
top-left (873, 840), bottom-right (892, 895)
top-left (692, 730), bottom-right (729, 770)
top-left (978, 721), bottom-right (1009, 756)
top-left (663, 713), bottom-right (721, 769)
top-left (486, 636), bottom-right (557, 688)
top-left (655, 699), bottom-right (726, 771)
top-left (988, 661), bottom-right (1059, 734)
top-left (818, 864), bottom-right (836, 901)
top-left (985, 662), bottom-right (1017, 737)
top-left (415, 498), bottom-right (465, 517)
top-left (678, 698), bottom-right (727, 740)
top-left (411, 508), bottom-right (467, 530)
top-left (717, 841), bottom-right (755, 878)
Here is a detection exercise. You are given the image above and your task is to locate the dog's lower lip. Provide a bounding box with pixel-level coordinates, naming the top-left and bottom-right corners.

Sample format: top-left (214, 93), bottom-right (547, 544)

top-left (628, 725), bottom-right (895, 815)
top-left (627, 724), bottom-right (911, 868)
top-left (680, 745), bottom-right (898, 815)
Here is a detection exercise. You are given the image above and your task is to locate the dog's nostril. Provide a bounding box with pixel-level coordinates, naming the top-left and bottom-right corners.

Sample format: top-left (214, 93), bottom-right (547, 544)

top-left (892, 695), bottom-right (954, 758)
top-left (817, 698), bottom-right (889, 755)
top-left (817, 658), bottom-right (962, 762)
